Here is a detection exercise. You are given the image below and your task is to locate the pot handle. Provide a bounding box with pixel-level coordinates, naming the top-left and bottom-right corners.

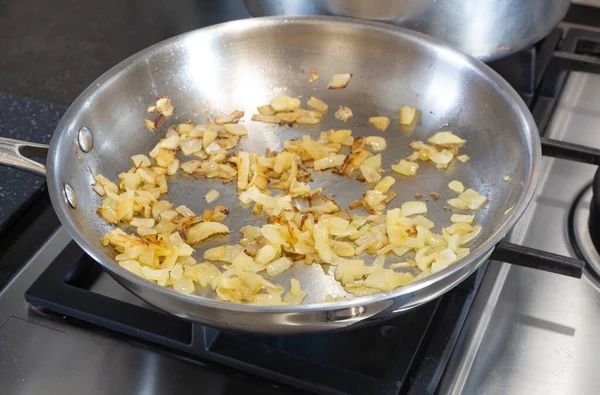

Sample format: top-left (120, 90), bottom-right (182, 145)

top-left (0, 137), bottom-right (48, 176)
top-left (491, 241), bottom-right (585, 278)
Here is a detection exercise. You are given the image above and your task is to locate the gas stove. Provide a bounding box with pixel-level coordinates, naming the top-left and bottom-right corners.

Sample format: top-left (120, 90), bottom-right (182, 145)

top-left (2, 5), bottom-right (600, 395)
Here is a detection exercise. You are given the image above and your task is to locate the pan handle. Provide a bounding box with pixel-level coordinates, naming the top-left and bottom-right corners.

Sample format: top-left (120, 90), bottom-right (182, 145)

top-left (0, 137), bottom-right (48, 176)
top-left (491, 241), bottom-right (585, 278)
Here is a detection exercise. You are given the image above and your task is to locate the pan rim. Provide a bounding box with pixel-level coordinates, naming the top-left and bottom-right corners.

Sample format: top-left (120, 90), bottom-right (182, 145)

top-left (47, 15), bottom-right (541, 314)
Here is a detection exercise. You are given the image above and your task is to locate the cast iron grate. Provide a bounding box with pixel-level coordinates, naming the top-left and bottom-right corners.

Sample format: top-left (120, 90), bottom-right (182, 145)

top-left (25, 242), bottom-right (484, 395)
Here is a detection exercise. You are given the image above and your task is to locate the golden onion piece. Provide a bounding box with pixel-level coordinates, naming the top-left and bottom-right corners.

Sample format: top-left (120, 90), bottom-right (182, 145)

top-left (400, 106), bottom-right (417, 125)
top-left (448, 189), bottom-right (488, 210)
top-left (451, 214), bottom-right (474, 224)
top-left (270, 95), bottom-right (301, 112)
top-left (307, 96), bottom-right (328, 113)
top-left (224, 123), bottom-right (248, 136)
top-left (314, 154), bottom-right (346, 171)
top-left (335, 106), bottom-right (353, 121)
top-left (365, 136), bottom-right (387, 152)
top-left (392, 159), bottom-right (419, 176)
top-left (328, 73), bottom-right (352, 89)
top-left (427, 131), bottom-right (466, 147)
top-left (369, 116), bottom-right (390, 131)
top-left (328, 129), bottom-right (352, 144)
top-left (334, 259), bottom-right (365, 285)
top-left (251, 114), bottom-right (281, 124)
top-left (364, 268), bottom-right (414, 291)
top-left (184, 222), bottom-right (230, 245)
top-left (448, 180), bottom-right (465, 193)
top-left (283, 279), bottom-right (307, 305)
top-left (374, 176), bottom-right (396, 194)
top-left (266, 257), bottom-right (293, 276)
top-left (257, 105), bottom-right (275, 116)
top-left (401, 201), bottom-right (427, 216)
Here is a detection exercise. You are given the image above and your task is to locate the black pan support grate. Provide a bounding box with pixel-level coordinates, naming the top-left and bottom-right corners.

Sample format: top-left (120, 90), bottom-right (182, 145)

top-left (25, 242), bottom-right (485, 395)
top-left (486, 26), bottom-right (600, 279)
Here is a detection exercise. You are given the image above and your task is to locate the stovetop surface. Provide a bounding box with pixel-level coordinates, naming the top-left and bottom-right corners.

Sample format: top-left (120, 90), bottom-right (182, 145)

top-left (2, 5), bottom-right (600, 395)
top-left (439, 71), bottom-right (600, 395)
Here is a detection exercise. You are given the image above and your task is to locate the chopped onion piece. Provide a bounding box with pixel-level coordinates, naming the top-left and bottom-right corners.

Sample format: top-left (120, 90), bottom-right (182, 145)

top-left (428, 131), bottom-right (466, 147)
top-left (266, 257), bottom-right (292, 276)
top-left (309, 70), bottom-right (319, 83)
top-left (334, 259), bottom-right (364, 285)
top-left (331, 240), bottom-right (356, 257)
top-left (392, 159), bottom-right (419, 176)
top-left (185, 222), bottom-right (230, 245)
top-left (314, 154), bottom-right (346, 171)
top-left (307, 96), bottom-right (328, 112)
top-left (365, 136), bottom-right (387, 151)
top-left (155, 97), bottom-right (174, 117)
top-left (176, 205), bottom-right (195, 217)
top-left (457, 154), bottom-right (470, 163)
top-left (431, 248), bottom-right (457, 273)
top-left (284, 279), bottom-right (307, 305)
top-left (257, 105), bottom-right (275, 115)
top-left (252, 114), bottom-right (281, 124)
top-left (413, 215), bottom-right (434, 229)
top-left (335, 106), bottom-right (353, 121)
top-left (402, 201), bottom-right (427, 216)
top-left (215, 110), bottom-right (244, 125)
top-left (458, 189), bottom-right (488, 210)
top-left (430, 149), bottom-right (455, 169)
top-left (203, 129), bottom-right (218, 148)
top-left (448, 180), bottom-right (465, 193)
top-left (451, 214), bottom-right (474, 224)
top-left (261, 224), bottom-right (289, 246)
top-left (130, 217), bottom-right (155, 228)
top-left (314, 221), bottom-right (334, 263)
top-left (400, 106), bottom-right (417, 125)
top-left (447, 198), bottom-right (469, 210)
top-left (369, 117), bottom-right (390, 131)
top-left (360, 164), bottom-right (382, 184)
top-left (375, 176), bottom-right (395, 193)
top-left (224, 123), bottom-right (248, 136)
top-left (205, 189), bottom-right (220, 203)
top-left (364, 268), bottom-right (414, 291)
top-left (131, 154), bottom-right (151, 168)
top-left (328, 73), bottom-right (352, 89)
top-left (255, 245), bottom-right (278, 265)
top-left (270, 95), bottom-right (300, 112)
top-left (179, 138), bottom-right (203, 156)
top-left (277, 111), bottom-right (299, 124)
top-left (296, 114), bottom-right (321, 125)
top-left (461, 225), bottom-right (482, 244)
top-left (144, 119), bottom-right (156, 131)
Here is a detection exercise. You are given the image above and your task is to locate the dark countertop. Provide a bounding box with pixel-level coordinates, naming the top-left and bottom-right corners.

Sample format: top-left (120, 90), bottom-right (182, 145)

top-left (0, 0), bottom-right (251, 105)
top-left (0, 0), bottom-right (251, 289)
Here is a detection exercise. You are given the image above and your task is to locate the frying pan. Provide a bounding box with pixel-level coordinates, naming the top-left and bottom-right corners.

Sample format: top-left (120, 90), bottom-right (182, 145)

top-left (0, 17), bottom-right (586, 334)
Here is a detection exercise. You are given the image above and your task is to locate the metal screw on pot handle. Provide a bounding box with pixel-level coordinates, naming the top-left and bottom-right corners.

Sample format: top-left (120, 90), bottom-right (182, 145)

top-left (0, 137), bottom-right (48, 176)
top-left (491, 241), bottom-right (585, 278)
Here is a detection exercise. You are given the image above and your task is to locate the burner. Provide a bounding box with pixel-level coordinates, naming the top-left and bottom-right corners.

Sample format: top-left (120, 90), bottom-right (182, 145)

top-left (569, 182), bottom-right (600, 279)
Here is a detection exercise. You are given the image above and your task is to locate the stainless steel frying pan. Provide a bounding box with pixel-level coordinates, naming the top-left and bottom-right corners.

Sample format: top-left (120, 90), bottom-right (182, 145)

top-left (0, 17), bottom-right (585, 334)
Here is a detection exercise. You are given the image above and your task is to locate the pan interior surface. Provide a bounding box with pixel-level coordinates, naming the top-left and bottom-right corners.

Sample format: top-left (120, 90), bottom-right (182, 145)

top-left (47, 17), bottom-right (539, 311)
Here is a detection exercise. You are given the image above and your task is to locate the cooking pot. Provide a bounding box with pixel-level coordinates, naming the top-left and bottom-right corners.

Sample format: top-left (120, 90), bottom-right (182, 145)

top-left (243, 0), bottom-right (570, 61)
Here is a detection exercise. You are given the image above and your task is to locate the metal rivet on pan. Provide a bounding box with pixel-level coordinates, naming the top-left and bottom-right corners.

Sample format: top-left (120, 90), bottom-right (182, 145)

top-left (63, 183), bottom-right (78, 208)
top-left (77, 127), bottom-right (94, 152)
